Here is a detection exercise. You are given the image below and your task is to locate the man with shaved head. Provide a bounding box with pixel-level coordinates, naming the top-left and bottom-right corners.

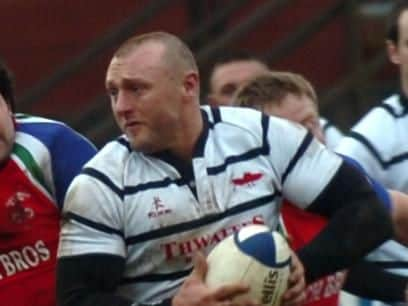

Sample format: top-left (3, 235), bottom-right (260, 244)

top-left (57, 32), bottom-right (408, 306)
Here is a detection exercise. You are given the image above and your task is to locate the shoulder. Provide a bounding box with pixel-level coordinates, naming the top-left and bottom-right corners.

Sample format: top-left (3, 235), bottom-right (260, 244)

top-left (350, 94), bottom-right (406, 142)
top-left (202, 105), bottom-right (303, 141)
top-left (15, 114), bottom-right (94, 148)
top-left (16, 113), bottom-right (72, 133)
top-left (357, 94), bottom-right (406, 126)
top-left (80, 136), bottom-right (132, 185)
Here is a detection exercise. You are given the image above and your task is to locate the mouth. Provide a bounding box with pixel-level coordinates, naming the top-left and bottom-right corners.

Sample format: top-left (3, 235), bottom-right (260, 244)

top-left (124, 121), bottom-right (143, 133)
top-left (125, 121), bottom-right (139, 128)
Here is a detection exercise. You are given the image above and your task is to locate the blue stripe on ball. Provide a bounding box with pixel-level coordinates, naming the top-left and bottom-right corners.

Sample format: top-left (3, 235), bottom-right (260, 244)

top-left (234, 231), bottom-right (291, 268)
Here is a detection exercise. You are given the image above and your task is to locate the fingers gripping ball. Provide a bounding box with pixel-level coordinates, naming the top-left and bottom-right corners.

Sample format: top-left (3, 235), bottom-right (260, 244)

top-left (205, 225), bottom-right (291, 306)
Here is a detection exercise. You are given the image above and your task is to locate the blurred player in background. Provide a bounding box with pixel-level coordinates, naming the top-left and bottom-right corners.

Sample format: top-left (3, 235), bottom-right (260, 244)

top-left (235, 71), bottom-right (408, 305)
top-left (206, 51), bottom-right (343, 149)
top-left (0, 59), bottom-right (97, 306)
top-left (57, 31), bottom-right (408, 306)
top-left (336, 2), bottom-right (408, 305)
top-left (206, 51), bottom-right (269, 107)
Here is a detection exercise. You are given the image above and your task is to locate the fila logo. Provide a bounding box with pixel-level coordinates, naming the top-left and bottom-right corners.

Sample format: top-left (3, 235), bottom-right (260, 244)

top-left (232, 172), bottom-right (263, 186)
top-left (148, 197), bottom-right (172, 218)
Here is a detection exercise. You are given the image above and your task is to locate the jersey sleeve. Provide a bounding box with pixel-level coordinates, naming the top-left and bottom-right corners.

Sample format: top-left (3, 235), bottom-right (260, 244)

top-left (267, 117), bottom-right (342, 209)
top-left (57, 171), bottom-right (126, 258)
top-left (51, 125), bottom-right (97, 208)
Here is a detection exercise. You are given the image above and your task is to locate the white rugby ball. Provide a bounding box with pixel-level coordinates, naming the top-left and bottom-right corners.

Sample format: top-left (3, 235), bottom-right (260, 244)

top-left (205, 225), bottom-right (291, 306)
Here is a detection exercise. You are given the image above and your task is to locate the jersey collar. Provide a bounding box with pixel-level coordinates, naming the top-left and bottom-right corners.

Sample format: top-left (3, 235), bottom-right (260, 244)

top-left (149, 109), bottom-right (210, 167)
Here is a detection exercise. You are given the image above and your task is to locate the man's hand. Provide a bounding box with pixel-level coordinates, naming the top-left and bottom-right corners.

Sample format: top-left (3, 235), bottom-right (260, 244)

top-left (281, 251), bottom-right (306, 306)
top-left (172, 253), bottom-right (259, 306)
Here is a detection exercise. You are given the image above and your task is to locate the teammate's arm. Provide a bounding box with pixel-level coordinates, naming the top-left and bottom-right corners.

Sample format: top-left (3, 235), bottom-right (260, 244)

top-left (51, 124), bottom-right (97, 208)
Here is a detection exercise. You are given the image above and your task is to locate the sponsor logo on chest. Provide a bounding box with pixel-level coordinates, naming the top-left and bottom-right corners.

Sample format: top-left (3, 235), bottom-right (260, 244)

top-left (0, 240), bottom-right (51, 280)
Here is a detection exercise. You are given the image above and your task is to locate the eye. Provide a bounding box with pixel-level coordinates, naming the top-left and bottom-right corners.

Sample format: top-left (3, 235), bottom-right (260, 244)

top-left (220, 83), bottom-right (237, 97)
top-left (107, 87), bottom-right (118, 101)
top-left (130, 86), bottom-right (141, 94)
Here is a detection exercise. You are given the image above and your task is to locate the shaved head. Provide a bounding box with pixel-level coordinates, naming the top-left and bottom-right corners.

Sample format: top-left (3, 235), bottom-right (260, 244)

top-left (114, 32), bottom-right (198, 77)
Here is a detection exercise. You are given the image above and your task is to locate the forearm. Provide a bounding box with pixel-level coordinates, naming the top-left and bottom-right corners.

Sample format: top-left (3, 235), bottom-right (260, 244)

top-left (297, 161), bottom-right (394, 283)
top-left (344, 260), bottom-right (407, 302)
top-left (298, 197), bottom-right (393, 283)
top-left (57, 255), bottom-right (133, 306)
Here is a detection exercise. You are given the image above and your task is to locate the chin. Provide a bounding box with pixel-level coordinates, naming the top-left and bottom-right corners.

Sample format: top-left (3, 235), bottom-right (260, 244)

top-left (0, 144), bottom-right (12, 165)
top-left (129, 140), bottom-right (156, 154)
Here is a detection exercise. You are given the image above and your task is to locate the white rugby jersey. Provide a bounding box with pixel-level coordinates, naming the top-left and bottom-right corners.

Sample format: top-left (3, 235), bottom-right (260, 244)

top-left (336, 93), bottom-right (408, 279)
top-left (319, 117), bottom-right (343, 150)
top-left (58, 106), bottom-right (342, 304)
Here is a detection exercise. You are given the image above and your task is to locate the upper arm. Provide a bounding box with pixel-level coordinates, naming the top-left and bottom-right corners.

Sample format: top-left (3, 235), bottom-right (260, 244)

top-left (58, 171), bottom-right (126, 259)
top-left (267, 118), bottom-right (343, 209)
top-left (51, 126), bottom-right (97, 208)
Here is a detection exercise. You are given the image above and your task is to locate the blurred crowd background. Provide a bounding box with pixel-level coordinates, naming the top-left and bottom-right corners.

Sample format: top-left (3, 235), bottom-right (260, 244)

top-left (0, 0), bottom-right (397, 148)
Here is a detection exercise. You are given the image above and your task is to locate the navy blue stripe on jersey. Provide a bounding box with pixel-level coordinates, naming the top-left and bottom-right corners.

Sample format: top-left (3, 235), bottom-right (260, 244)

top-left (205, 114), bottom-right (269, 175)
top-left (82, 167), bottom-right (124, 199)
top-left (399, 92), bottom-right (408, 110)
top-left (261, 114), bottom-right (270, 153)
top-left (125, 193), bottom-right (279, 245)
top-left (116, 137), bottom-right (132, 152)
top-left (18, 121), bottom-right (96, 208)
top-left (282, 132), bottom-right (314, 184)
top-left (121, 268), bottom-right (192, 284)
top-left (378, 104), bottom-right (408, 118)
top-left (348, 131), bottom-right (408, 169)
top-left (65, 212), bottom-right (125, 238)
top-left (124, 177), bottom-right (189, 195)
top-left (194, 111), bottom-right (211, 158)
top-left (210, 107), bottom-right (221, 124)
top-left (207, 145), bottom-right (268, 175)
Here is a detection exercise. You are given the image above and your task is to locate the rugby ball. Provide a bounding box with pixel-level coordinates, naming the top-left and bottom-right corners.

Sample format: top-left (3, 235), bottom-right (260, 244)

top-left (205, 225), bottom-right (291, 306)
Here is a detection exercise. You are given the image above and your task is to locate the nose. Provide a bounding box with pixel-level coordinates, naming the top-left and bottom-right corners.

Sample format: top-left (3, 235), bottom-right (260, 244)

top-left (114, 90), bottom-right (134, 114)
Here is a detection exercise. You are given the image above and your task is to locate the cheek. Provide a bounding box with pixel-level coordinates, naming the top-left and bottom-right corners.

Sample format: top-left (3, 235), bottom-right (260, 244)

top-left (0, 115), bottom-right (15, 150)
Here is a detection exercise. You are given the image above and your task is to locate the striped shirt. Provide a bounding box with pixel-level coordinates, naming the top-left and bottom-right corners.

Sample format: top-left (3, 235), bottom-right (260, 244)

top-left (58, 106), bottom-right (342, 304)
top-left (319, 117), bottom-right (343, 150)
top-left (336, 93), bottom-right (408, 281)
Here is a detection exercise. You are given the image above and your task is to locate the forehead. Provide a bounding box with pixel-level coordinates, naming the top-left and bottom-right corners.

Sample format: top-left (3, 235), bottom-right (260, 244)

top-left (399, 10), bottom-right (408, 36)
top-left (211, 60), bottom-right (268, 88)
top-left (106, 42), bottom-right (167, 85)
top-left (264, 94), bottom-right (317, 121)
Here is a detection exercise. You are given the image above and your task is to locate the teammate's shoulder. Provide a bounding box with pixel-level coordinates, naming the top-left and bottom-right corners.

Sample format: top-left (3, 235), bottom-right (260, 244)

top-left (380, 93), bottom-right (408, 117)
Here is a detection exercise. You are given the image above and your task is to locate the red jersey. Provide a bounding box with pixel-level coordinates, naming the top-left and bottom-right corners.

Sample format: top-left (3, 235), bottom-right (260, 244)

top-left (0, 115), bottom-right (96, 306)
top-left (280, 201), bottom-right (346, 306)
top-left (0, 159), bottom-right (60, 306)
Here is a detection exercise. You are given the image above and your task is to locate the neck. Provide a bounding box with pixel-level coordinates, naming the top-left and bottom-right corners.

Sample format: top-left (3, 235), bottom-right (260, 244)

top-left (171, 106), bottom-right (203, 162)
top-left (401, 77), bottom-right (408, 98)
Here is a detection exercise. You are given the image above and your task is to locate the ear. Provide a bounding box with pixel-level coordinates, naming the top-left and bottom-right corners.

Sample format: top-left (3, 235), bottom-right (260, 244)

top-left (387, 40), bottom-right (401, 65)
top-left (183, 71), bottom-right (199, 97)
